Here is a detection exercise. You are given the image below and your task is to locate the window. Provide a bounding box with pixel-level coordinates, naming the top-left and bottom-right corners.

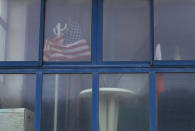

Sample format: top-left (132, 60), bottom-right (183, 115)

top-left (103, 0), bottom-right (150, 61)
top-left (41, 74), bottom-right (92, 131)
top-left (44, 0), bottom-right (92, 62)
top-left (157, 73), bottom-right (195, 131)
top-left (99, 74), bottom-right (149, 131)
top-left (0, 0), bottom-right (41, 62)
top-left (154, 0), bottom-right (195, 61)
top-left (0, 0), bottom-right (195, 131)
top-left (0, 74), bottom-right (36, 131)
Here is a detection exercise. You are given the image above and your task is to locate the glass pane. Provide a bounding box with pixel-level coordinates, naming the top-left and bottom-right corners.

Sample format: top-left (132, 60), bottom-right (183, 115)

top-left (154, 0), bottom-right (195, 60)
top-left (0, 0), bottom-right (41, 61)
top-left (157, 73), bottom-right (195, 131)
top-left (41, 74), bottom-right (92, 131)
top-left (99, 74), bottom-right (149, 131)
top-left (0, 74), bottom-right (36, 130)
top-left (103, 0), bottom-right (150, 61)
top-left (44, 0), bottom-right (91, 61)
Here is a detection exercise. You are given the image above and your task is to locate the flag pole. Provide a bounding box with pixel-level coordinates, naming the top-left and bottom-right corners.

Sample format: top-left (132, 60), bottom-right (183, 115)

top-left (54, 74), bottom-right (59, 131)
top-left (53, 23), bottom-right (67, 131)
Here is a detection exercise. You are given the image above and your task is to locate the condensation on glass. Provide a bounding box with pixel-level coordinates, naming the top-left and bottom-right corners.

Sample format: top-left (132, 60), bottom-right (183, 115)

top-left (103, 0), bottom-right (150, 61)
top-left (154, 0), bottom-right (195, 60)
top-left (99, 74), bottom-right (149, 131)
top-left (156, 73), bottom-right (195, 131)
top-left (0, 74), bottom-right (36, 131)
top-left (41, 74), bottom-right (92, 131)
top-left (0, 0), bottom-right (41, 61)
top-left (44, 0), bottom-right (92, 61)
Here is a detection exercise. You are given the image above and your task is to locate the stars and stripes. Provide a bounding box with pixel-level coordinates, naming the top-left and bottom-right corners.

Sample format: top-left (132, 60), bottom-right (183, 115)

top-left (43, 21), bottom-right (90, 61)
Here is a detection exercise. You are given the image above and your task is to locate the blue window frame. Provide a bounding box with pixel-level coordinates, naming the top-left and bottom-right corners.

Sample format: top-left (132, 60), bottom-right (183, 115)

top-left (0, 0), bottom-right (195, 131)
top-left (0, 69), bottom-right (195, 131)
top-left (0, 0), bottom-right (193, 67)
top-left (0, 0), bottom-right (45, 67)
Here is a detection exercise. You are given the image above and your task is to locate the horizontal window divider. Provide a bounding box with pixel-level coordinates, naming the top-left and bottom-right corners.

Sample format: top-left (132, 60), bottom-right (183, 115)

top-left (0, 61), bottom-right (42, 67)
top-left (43, 62), bottom-right (92, 65)
top-left (153, 60), bottom-right (195, 66)
top-left (1, 68), bottom-right (195, 74)
top-left (42, 62), bottom-right (150, 68)
top-left (42, 65), bottom-right (150, 69)
top-left (100, 61), bottom-right (150, 66)
top-left (1, 61), bottom-right (195, 68)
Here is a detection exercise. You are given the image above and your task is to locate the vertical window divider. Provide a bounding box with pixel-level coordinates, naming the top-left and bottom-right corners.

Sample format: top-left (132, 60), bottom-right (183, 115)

top-left (97, 0), bottom-right (103, 64)
top-left (92, 0), bottom-right (98, 64)
top-left (35, 72), bottom-right (43, 131)
top-left (150, 72), bottom-right (156, 131)
top-left (150, 0), bottom-right (154, 66)
top-left (39, 0), bottom-right (46, 65)
top-left (92, 72), bottom-right (99, 131)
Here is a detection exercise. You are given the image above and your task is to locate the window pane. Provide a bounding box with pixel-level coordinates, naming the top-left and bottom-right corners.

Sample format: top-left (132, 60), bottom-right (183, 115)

top-left (99, 74), bottom-right (149, 131)
top-left (103, 0), bottom-right (150, 61)
top-left (0, 74), bottom-right (36, 131)
top-left (154, 0), bottom-right (195, 60)
top-left (41, 74), bottom-right (92, 131)
top-left (157, 73), bottom-right (195, 131)
top-left (44, 0), bottom-right (91, 61)
top-left (0, 0), bottom-right (41, 61)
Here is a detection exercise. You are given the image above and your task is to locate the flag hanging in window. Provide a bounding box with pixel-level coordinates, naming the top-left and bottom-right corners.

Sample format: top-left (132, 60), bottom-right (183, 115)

top-left (43, 22), bottom-right (90, 61)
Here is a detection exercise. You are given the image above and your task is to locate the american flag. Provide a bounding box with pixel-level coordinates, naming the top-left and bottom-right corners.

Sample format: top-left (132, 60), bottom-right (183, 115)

top-left (43, 22), bottom-right (91, 61)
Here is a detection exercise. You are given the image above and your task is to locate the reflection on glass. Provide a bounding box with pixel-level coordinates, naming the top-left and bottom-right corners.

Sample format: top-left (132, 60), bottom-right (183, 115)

top-left (44, 0), bottom-right (91, 61)
top-left (157, 73), bottom-right (195, 131)
top-left (41, 74), bottom-right (92, 131)
top-left (154, 0), bottom-right (195, 60)
top-left (103, 0), bottom-right (150, 61)
top-left (0, 0), bottom-right (41, 61)
top-left (99, 74), bottom-right (149, 131)
top-left (0, 74), bottom-right (36, 131)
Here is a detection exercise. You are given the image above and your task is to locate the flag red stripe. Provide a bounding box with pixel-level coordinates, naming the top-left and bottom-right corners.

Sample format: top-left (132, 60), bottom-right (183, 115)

top-left (48, 44), bottom-right (89, 53)
top-left (49, 42), bottom-right (88, 50)
top-left (44, 48), bottom-right (90, 56)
